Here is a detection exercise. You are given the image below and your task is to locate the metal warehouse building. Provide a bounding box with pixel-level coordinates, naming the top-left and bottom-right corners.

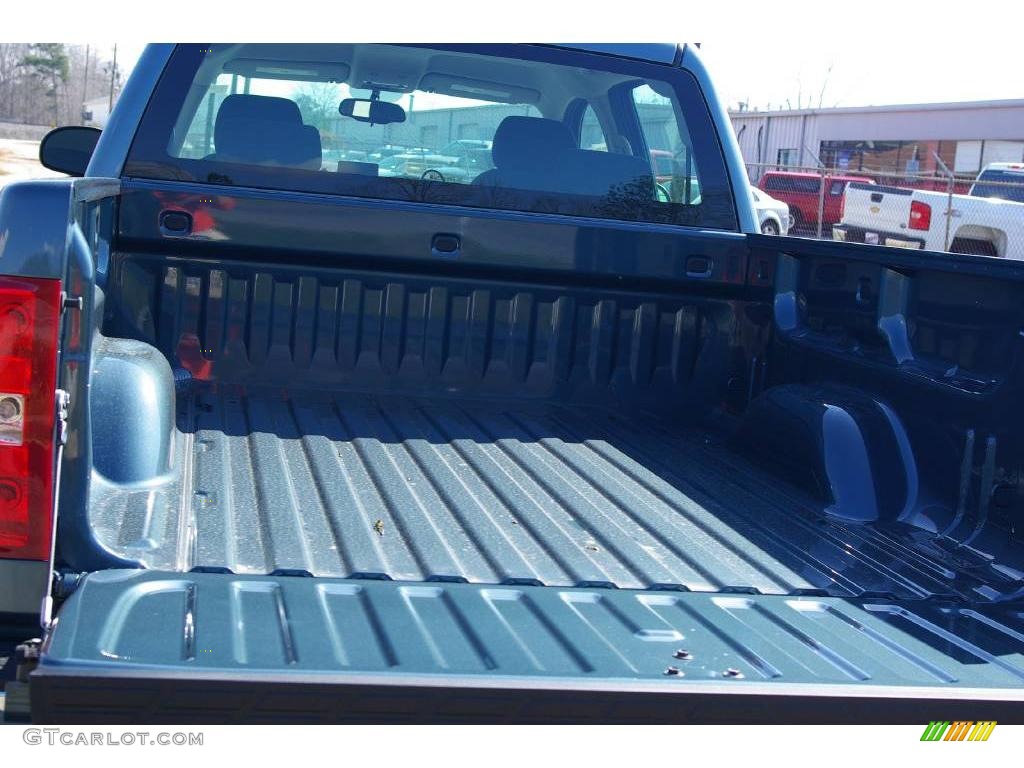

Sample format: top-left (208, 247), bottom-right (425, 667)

top-left (730, 99), bottom-right (1024, 182)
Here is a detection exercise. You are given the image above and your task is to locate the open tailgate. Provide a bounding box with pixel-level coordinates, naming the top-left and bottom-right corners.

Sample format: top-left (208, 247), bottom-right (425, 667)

top-left (30, 570), bottom-right (1024, 723)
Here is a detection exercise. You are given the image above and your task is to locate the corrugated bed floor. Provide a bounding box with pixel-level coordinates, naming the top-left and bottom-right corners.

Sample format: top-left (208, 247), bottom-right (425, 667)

top-left (141, 388), bottom-right (1023, 600)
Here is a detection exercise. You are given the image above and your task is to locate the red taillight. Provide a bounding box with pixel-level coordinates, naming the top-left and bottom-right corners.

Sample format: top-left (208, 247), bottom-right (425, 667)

top-left (909, 200), bottom-right (932, 231)
top-left (0, 276), bottom-right (61, 561)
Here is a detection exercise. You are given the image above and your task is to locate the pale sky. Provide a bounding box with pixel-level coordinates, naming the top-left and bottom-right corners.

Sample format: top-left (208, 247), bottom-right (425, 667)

top-left (113, 36), bottom-right (1021, 113)
top-left (13, 0), bottom-right (1021, 111)
top-left (698, 37), bottom-right (1021, 111)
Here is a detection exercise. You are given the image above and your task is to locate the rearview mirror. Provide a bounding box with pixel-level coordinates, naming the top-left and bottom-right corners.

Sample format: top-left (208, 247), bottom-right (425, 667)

top-left (338, 99), bottom-right (406, 125)
top-left (39, 126), bottom-right (102, 176)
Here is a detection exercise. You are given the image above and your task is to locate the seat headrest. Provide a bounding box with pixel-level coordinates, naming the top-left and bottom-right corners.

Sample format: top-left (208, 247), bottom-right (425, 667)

top-left (564, 150), bottom-right (655, 199)
top-left (491, 116), bottom-right (574, 168)
top-left (213, 94), bottom-right (319, 168)
top-left (214, 95), bottom-right (303, 145)
top-left (298, 125), bottom-right (322, 170)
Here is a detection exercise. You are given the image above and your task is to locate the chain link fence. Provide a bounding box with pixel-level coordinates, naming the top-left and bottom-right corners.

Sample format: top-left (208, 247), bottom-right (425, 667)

top-left (745, 161), bottom-right (1024, 259)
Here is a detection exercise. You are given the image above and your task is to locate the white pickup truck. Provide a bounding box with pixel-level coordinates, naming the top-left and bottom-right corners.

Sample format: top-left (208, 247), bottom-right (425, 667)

top-left (833, 163), bottom-right (1024, 258)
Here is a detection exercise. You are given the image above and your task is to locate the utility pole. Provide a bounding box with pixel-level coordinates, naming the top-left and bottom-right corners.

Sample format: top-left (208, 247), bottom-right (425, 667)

top-left (82, 44), bottom-right (90, 125)
top-left (108, 43), bottom-right (118, 113)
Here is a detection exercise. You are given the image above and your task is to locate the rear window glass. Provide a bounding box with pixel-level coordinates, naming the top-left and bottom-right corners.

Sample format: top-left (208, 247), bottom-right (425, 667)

top-left (763, 175), bottom-right (820, 194)
top-left (125, 44), bottom-right (737, 230)
top-left (632, 84), bottom-right (700, 204)
top-left (971, 170), bottom-right (1024, 203)
top-left (579, 104), bottom-right (608, 152)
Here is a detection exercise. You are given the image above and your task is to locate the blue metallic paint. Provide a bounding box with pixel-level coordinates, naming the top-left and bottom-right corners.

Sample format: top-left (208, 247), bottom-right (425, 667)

top-left (548, 43), bottom-right (681, 65)
top-left (0, 180), bottom-right (74, 280)
top-left (735, 384), bottom-right (920, 523)
top-left (680, 46), bottom-right (759, 234)
top-left (89, 337), bottom-right (176, 484)
top-left (37, 570), bottom-right (1024, 706)
top-left (85, 44), bottom-right (174, 179)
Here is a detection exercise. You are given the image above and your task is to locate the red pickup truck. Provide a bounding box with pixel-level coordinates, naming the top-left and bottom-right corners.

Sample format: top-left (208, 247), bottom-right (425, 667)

top-left (759, 170), bottom-right (873, 231)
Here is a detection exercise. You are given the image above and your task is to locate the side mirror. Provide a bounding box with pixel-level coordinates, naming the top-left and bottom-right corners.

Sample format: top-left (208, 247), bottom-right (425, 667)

top-left (338, 99), bottom-right (406, 125)
top-left (39, 126), bottom-right (102, 176)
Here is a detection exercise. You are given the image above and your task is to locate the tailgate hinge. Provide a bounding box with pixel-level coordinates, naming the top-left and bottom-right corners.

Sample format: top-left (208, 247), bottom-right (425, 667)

top-left (59, 291), bottom-right (83, 313)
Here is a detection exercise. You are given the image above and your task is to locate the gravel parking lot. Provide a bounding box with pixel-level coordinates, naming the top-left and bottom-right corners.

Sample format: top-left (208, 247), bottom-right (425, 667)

top-left (0, 139), bottom-right (64, 188)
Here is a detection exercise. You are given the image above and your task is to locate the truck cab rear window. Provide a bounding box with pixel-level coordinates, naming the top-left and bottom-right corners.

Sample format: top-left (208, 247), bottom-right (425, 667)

top-left (125, 44), bottom-right (737, 230)
top-left (764, 175), bottom-right (820, 194)
top-left (971, 170), bottom-right (1024, 203)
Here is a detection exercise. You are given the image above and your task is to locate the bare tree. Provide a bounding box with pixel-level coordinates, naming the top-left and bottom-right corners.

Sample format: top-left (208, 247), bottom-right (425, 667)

top-left (291, 82), bottom-right (343, 139)
top-left (817, 63), bottom-right (834, 108)
top-left (781, 63), bottom-right (837, 110)
top-left (0, 43), bottom-right (120, 127)
top-left (0, 45), bottom-right (23, 118)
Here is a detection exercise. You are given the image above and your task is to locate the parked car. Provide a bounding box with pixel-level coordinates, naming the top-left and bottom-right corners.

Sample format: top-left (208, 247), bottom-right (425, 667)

top-left (834, 163), bottom-right (1024, 257)
top-left (321, 148), bottom-right (372, 169)
top-left (970, 162), bottom-right (1024, 203)
top-left (760, 170), bottom-right (874, 231)
top-left (374, 150), bottom-right (457, 179)
top-left (3, 43), bottom-right (1023, 724)
top-left (750, 187), bottom-right (792, 235)
top-left (649, 149), bottom-right (674, 186)
top-left (420, 141), bottom-right (495, 182)
top-left (438, 138), bottom-right (493, 157)
top-left (376, 154), bottom-right (402, 176)
top-left (377, 152), bottom-right (429, 178)
top-left (368, 144), bottom-right (433, 161)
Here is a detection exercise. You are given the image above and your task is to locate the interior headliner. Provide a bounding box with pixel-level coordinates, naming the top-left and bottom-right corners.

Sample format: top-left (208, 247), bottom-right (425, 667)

top-left (193, 43), bottom-right (636, 115)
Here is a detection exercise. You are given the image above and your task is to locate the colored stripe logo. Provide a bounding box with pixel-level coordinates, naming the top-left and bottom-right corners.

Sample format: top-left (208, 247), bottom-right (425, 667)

top-left (920, 721), bottom-right (996, 741)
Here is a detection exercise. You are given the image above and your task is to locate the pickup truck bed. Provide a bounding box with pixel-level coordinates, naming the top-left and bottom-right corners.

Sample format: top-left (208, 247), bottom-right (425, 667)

top-left (93, 385), bottom-right (1018, 601)
top-left (12, 177), bottom-right (1020, 723)
top-left (9, 173), bottom-right (1011, 723)
top-left (73, 229), bottom-right (1023, 605)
